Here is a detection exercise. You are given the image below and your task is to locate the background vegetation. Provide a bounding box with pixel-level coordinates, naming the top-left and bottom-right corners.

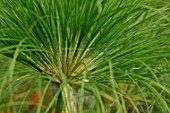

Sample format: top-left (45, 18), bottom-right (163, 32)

top-left (0, 0), bottom-right (170, 113)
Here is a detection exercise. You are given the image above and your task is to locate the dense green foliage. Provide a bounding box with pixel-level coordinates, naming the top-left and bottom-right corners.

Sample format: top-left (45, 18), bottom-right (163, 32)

top-left (0, 0), bottom-right (170, 113)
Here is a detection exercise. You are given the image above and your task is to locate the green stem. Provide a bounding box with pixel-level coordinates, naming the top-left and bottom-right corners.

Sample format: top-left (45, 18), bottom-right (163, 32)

top-left (56, 91), bottom-right (63, 113)
top-left (62, 83), bottom-right (77, 113)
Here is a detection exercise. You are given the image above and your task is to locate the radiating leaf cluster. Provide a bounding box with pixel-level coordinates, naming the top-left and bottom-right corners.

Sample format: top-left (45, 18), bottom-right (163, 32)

top-left (0, 0), bottom-right (170, 113)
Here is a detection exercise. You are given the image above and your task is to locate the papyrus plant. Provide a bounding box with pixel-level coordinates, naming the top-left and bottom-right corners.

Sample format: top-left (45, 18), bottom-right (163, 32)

top-left (0, 0), bottom-right (170, 113)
